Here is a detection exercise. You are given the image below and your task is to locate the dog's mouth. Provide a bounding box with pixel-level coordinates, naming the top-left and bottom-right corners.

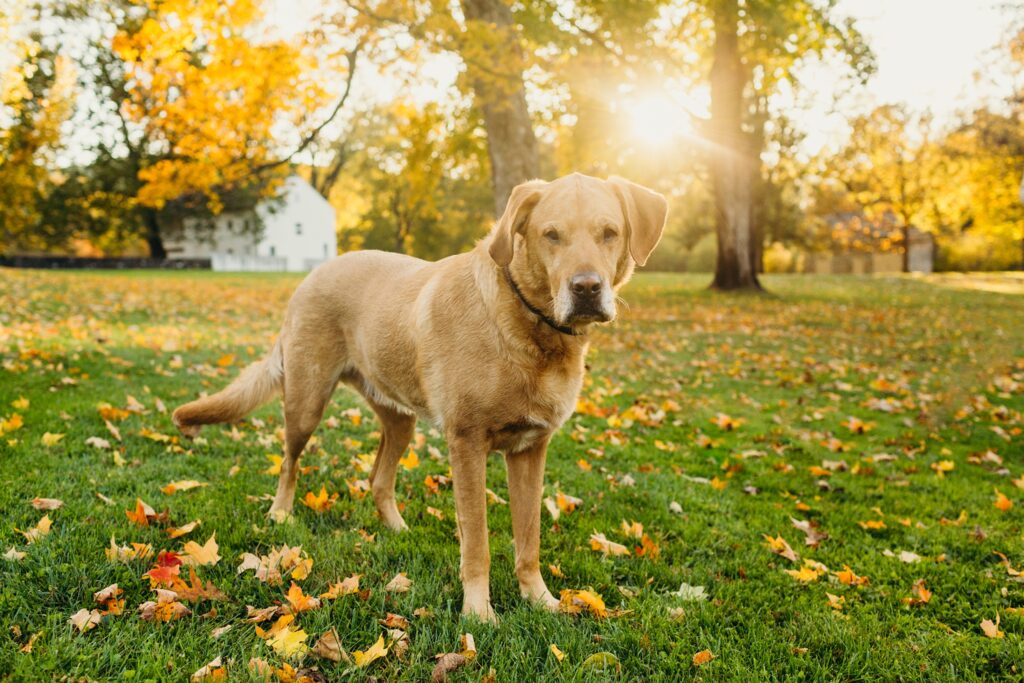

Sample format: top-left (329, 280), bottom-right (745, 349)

top-left (567, 307), bottom-right (613, 325)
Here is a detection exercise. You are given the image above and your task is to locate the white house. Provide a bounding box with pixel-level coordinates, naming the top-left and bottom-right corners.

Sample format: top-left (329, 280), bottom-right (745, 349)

top-left (164, 175), bottom-right (336, 272)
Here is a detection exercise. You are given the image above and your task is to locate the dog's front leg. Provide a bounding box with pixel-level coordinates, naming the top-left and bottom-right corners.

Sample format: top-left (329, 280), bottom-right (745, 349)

top-left (505, 438), bottom-right (560, 611)
top-left (448, 431), bottom-right (496, 623)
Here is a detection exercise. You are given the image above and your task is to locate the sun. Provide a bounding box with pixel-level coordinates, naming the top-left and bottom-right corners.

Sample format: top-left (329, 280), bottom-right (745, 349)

top-left (625, 92), bottom-right (694, 146)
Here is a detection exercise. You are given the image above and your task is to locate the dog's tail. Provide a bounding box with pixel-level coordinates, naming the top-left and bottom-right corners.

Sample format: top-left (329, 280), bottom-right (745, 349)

top-left (172, 340), bottom-right (284, 437)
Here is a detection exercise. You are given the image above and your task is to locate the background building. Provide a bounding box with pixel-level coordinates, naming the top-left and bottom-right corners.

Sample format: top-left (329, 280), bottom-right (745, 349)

top-left (164, 176), bottom-right (336, 272)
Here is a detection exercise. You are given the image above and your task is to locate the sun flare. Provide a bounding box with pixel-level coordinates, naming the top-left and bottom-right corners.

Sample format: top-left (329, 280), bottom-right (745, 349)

top-left (625, 92), bottom-right (694, 145)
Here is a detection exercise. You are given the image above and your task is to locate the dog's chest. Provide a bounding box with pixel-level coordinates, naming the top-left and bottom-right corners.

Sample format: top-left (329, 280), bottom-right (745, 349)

top-left (488, 359), bottom-right (583, 452)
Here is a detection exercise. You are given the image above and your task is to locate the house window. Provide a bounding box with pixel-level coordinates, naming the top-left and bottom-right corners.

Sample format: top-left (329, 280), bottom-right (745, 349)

top-left (295, 222), bottom-right (302, 235)
top-left (226, 219), bottom-right (234, 231)
top-left (269, 245), bottom-right (276, 256)
top-left (227, 248), bottom-right (234, 255)
top-left (323, 244), bottom-right (328, 257)
top-left (243, 219), bottom-right (250, 231)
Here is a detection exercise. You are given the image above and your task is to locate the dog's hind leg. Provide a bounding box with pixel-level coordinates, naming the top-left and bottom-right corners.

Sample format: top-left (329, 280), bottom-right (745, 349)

top-left (268, 346), bottom-right (340, 520)
top-left (365, 397), bottom-right (416, 531)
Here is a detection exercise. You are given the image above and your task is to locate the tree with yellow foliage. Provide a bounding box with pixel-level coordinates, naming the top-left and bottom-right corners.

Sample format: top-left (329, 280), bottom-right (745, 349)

top-left (104, 0), bottom-right (350, 256)
top-left (0, 5), bottom-right (75, 253)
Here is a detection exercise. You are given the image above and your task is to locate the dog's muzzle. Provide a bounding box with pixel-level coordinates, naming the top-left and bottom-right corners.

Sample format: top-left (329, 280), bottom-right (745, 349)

top-left (567, 272), bottom-right (612, 323)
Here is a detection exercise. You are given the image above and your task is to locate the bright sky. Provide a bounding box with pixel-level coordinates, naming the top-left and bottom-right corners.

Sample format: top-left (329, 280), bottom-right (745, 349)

top-left (843, 0), bottom-right (1009, 107)
top-left (270, 0), bottom-right (1016, 156)
top-left (8, 0), bottom-right (1015, 162)
top-left (799, 0), bottom-right (1016, 151)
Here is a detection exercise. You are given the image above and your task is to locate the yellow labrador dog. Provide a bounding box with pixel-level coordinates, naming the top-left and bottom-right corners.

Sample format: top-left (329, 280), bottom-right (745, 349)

top-left (173, 172), bottom-right (667, 621)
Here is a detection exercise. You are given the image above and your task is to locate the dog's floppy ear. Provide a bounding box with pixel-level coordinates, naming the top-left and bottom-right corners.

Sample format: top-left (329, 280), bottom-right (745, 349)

top-left (488, 180), bottom-right (546, 266)
top-left (608, 176), bottom-right (669, 267)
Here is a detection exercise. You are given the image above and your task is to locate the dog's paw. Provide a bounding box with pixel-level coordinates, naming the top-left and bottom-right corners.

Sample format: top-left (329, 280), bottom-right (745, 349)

top-left (521, 585), bottom-right (560, 612)
top-left (267, 508), bottom-right (294, 524)
top-left (461, 601), bottom-right (498, 625)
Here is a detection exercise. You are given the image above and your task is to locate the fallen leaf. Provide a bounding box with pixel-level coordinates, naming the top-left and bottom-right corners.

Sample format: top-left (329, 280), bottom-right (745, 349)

top-left (559, 588), bottom-right (607, 618)
top-left (69, 608), bottom-right (102, 633)
top-left (18, 514), bottom-right (52, 543)
top-left (580, 652), bottom-right (621, 673)
top-left (790, 518), bottom-right (829, 547)
top-left (385, 572), bottom-right (412, 593)
top-left (763, 534), bottom-right (799, 562)
top-left (31, 497), bottom-right (63, 511)
top-left (903, 579), bottom-right (932, 606)
top-left (313, 628), bottom-right (347, 663)
top-left (692, 649), bottom-right (715, 666)
top-left (353, 634), bottom-right (389, 667)
top-left (321, 574), bottom-right (361, 599)
top-left (167, 520), bottom-right (201, 539)
top-left (834, 565), bottom-right (869, 586)
top-left (161, 480), bottom-right (207, 495)
top-left (181, 534), bottom-right (220, 566)
top-left (400, 449), bottom-right (419, 470)
top-left (190, 656), bottom-right (224, 681)
top-left (980, 615), bottom-right (1004, 639)
top-left (301, 485), bottom-right (339, 513)
top-left (432, 653), bottom-right (468, 682)
top-left (41, 432), bottom-right (65, 447)
top-left (590, 532), bottom-right (630, 557)
top-left (138, 590), bottom-right (191, 622)
top-left (283, 581), bottom-right (320, 614)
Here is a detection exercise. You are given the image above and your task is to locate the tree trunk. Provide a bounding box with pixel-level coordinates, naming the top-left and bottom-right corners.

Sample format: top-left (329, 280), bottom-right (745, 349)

top-left (708, 0), bottom-right (761, 291)
top-left (142, 208), bottom-right (166, 259)
top-left (459, 0), bottom-right (540, 217)
top-left (902, 224), bottom-right (909, 272)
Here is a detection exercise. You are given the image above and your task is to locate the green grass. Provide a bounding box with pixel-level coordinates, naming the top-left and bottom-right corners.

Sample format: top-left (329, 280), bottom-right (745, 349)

top-left (1, 269), bottom-right (1023, 681)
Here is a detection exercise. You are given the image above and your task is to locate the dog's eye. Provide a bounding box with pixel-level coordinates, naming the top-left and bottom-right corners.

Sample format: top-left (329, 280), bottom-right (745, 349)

top-left (543, 228), bottom-right (560, 244)
top-left (603, 228), bottom-right (618, 242)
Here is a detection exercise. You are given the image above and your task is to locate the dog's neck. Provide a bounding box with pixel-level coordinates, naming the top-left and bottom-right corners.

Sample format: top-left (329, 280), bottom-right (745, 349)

top-left (472, 248), bottom-right (590, 357)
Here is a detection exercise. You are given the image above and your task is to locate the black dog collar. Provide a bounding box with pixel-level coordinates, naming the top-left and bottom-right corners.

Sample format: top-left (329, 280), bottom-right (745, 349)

top-left (503, 267), bottom-right (581, 337)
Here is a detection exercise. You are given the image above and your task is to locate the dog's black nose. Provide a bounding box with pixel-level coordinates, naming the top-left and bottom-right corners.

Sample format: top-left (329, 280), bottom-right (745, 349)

top-left (570, 272), bottom-right (603, 298)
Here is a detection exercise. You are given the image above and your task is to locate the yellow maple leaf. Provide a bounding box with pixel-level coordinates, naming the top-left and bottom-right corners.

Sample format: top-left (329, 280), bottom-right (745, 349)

top-left (550, 643), bottom-right (565, 662)
top-left (264, 454), bottom-right (283, 475)
top-left (267, 624), bottom-right (309, 659)
top-left (620, 520), bottom-right (643, 539)
top-left (857, 519), bottom-right (886, 530)
top-left (161, 480), bottom-right (206, 495)
top-left (181, 534), bottom-right (220, 566)
top-left (18, 514), bottom-right (52, 543)
top-left (321, 574), bottom-right (361, 599)
top-left (763, 534), bottom-right (799, 562)
top-left (692, 649), bottom-right (715, 666)
top-left (980, 615), bottom-right (1004, 639)
top-left (559, 588), bottom-right (608, 618)
top-left (301, 486), bottom-right (338, 513)
top-left (40, 432), bottom-right (64, 447)
top-left (834, 565), bottom-right (869, 586)
top-left (590, 532), bottom-right (630, 557)
top-left (167, 520), bottom-right (201, 539)
top-left (352, 634), bottom-right (389, 667)
top-left (399, 449), bottom-right (419, 470)
top-left (825, 592), bottom-right (845, 610)
top-left (784, 565), bottom-right (821, 583)
top-left (284, 581), bottom-right (320, 614)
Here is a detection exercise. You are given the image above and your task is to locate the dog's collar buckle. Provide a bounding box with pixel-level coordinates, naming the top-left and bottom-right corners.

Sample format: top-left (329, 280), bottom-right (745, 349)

top-left (502, 267), bottom-right (582, 337)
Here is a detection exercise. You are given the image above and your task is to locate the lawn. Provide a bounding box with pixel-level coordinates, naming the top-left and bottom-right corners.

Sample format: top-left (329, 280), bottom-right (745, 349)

top-left (1, 269), bottom-right (1023, 682)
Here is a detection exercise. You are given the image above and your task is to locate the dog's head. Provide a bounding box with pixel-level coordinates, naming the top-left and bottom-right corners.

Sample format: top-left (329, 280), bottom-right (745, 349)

top-left (488, 173), bottom-right (668, 328)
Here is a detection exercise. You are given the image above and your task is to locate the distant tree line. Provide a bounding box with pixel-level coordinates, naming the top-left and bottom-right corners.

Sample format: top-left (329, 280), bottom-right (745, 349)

top-left (2, 0), bottom-right (1022, 281)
